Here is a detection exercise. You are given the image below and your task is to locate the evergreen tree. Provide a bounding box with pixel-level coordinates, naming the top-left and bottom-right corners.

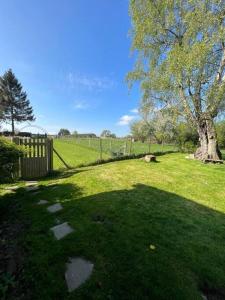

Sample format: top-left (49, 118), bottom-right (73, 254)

top-left (0, 69), bottom-right (35, 135)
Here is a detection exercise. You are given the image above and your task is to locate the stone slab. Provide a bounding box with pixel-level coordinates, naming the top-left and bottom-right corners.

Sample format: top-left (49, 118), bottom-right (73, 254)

top-left (25, 181), bottom-right (38, 186)
top-left (37, 200), bottom-right (49, 205)
top-left (25, 186), bottom-right (39, 192)
top-left (185, 154), bottom-right (195, 160)
top-left (65, 258), bottom-right (94, 292)
top-left (33, 191), bottom-right (41, 195)
top-left (47, 203), bottom-right (63, 213)
top-left (144, 155), bottom-right (156, 162)
top-left (50, 222), bottom-right (74, 240)
top-left (5, 186), bottom-right (19, 191)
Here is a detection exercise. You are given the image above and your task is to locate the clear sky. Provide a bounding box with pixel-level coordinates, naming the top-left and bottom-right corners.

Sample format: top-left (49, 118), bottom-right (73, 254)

top-left (0, 0), bottom-right (141, 136)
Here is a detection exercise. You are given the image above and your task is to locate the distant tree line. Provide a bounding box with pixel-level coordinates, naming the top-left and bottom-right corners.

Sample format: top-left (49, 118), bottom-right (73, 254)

top-left (130, 113), bottom-right (225, 153)
top-left (58, 129), bottom-right (117, 139)
top-left (58, 128), bottom-right (98, 138)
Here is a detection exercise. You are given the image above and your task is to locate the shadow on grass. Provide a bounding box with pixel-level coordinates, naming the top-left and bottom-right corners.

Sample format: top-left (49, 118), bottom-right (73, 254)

top-left (0, 182), bottom-right (82, 300)
top-left (1, 182), bottom-right (225, 299)
top-left (62, 183), bottom-right (225, 300)
top-left (39, 167), bottom-right (93, 182)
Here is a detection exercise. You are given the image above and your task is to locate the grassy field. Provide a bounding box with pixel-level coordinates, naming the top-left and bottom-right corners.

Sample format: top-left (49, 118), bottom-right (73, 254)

top-left (53, 139), bottom-right (110, 169)
top-left (1, 153), bottom-right (225, 299)
top-left (53, 138), bottom-right (176, 169)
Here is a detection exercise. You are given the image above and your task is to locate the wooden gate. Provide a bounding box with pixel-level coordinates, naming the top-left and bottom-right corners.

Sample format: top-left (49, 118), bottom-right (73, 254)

top-left (12, 137), bottom-right (53, 179)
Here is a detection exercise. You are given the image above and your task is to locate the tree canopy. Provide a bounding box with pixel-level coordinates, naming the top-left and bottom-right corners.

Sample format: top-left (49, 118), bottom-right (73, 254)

top-left (128, 0), bottom-right (225, 160)
top-left (100, 130), bottom-right (116, 138)
top-left (58, 128), bottom-right (71, 136)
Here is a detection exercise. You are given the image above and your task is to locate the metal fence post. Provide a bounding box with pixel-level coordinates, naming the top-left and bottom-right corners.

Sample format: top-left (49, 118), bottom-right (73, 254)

top-left (129, 138), bottom-right (132, 155)
top-left (99, 138), bottom-right (103, 160)
top-left (109, 139), bottom-right (112, 152)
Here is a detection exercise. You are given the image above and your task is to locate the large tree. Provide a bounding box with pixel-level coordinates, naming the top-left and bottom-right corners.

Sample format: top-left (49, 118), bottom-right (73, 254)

top-left (58, 128), bottom-right (71, 136)
top-left (0, 69), bottom-right (35, 135)
top-left (131, 107), bottom-right (176, 143)
top-left (128, 0), bottom-right (225, 160)
top-left (130, 120), bottom-right (152, 142)
top-left (100, 130), bottom-right (116, 138)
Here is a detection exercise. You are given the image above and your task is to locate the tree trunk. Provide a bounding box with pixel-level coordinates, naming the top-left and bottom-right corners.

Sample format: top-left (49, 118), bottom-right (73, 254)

top-left (11, 119), bottom-right (15, 135)
top-left (11, 106), bottom-right (15, 135)
top-left (206, 118), bottom-right (222, 160)
top-left (195, 118), bottom-right (222, 161)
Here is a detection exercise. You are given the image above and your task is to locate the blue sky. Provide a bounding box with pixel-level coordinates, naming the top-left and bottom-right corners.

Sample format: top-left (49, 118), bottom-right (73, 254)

top-left (0, 0), bottom-right (141, 136)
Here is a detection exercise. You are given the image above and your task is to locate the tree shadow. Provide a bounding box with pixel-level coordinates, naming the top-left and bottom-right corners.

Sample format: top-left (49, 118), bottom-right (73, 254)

top-left (62, 183), bottom-right (225, 300)
top-left (0, 182), bottom-right (82, 300)
top-left (33, 167), bottom-right (92, 182)
top-left (1, 182), bottom-right (225, 299)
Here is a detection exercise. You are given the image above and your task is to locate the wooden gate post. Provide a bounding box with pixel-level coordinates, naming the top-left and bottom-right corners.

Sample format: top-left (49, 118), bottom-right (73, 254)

top-left (47, 138), bottom-right (53, 172)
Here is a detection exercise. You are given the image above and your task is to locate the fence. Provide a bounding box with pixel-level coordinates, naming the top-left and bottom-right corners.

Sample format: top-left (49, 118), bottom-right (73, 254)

top-left (53, 136), bottom-right (177, 169)
top-left (59, 137), bottom-right (176, 155)
top-left (12, 137), bottom-right (53, 179)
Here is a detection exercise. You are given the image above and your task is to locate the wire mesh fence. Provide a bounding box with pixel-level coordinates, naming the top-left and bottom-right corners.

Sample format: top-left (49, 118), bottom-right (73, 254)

top-left (53, 136), bottom-right (177, 169)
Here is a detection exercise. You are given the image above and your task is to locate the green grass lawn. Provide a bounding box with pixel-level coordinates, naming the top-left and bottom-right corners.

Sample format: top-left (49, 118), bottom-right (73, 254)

top-left (53, 139), bottom-right (110, 169)
top-left (1, 153), bottom-right (225, 299)
top-left (53, 138), bottom-right (176, 169)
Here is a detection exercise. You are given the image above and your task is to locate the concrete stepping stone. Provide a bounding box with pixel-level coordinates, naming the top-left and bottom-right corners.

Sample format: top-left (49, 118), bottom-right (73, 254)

top-left (47, 203), bottom-right (63, 213)
top-left (25, 181), bottom-right (38, 186)
top-left (25, 186), bottom-right (39, 192)
top-left (5, 186), bottom-right (19, 191)
top-left (37, 200), bottom-right (49, 205)
top-left (65, 258), bottom-right (94, 292)
top-left (50, 222), bottom-right (74, 240)
top-left (33, 191), bottom-right (41, 195)
top-left (48, 182), bottom-right (57, 186)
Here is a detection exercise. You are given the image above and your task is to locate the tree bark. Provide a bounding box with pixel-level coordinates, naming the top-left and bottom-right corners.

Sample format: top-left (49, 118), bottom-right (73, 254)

top-left (195, 118), bottom-right (222, 161)
top-left (11, 106), bottom-right (15, 135)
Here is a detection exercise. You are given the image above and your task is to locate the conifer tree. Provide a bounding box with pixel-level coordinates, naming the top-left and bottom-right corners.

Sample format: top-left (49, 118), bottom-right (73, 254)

top-left (0, 69), bottom-right (35, 135)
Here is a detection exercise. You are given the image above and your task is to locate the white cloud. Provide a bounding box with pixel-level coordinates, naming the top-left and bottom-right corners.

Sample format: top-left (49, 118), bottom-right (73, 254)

top-left (130, 108), bottom-right (139, 114)
top-left (117, 115), bottom-right (136, 126)
top-left (67, 72), bottom-right (115, 91)
top-left (73, 100), bottom-right (89, 110)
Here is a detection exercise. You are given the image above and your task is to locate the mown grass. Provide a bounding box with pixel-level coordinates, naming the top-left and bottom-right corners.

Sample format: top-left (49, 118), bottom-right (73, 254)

top-left (53, 138), bottom-right (176, 169)
top-left (53, 139), bottom-right (110, 169)
top-left (1, 153), bottom-right (225, 299)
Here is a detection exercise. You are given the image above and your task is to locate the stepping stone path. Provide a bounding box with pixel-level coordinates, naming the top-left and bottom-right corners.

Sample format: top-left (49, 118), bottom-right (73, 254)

top-left (37, 200), bottom-right (49, 205)
top-left (50, 222), bottom-right (74, 240)
top-left (65, 258), bottom-right (94, 292)
top-left (34, 181), bottom-right (93, 292)
top-left (47, 203), bottom-right (63, 213)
